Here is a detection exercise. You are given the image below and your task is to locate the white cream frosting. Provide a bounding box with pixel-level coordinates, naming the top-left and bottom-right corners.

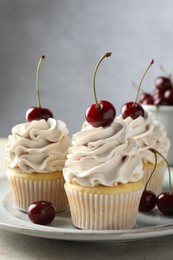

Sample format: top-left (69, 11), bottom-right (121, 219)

top-left (63, 120), bottom-right (143, 187)
top-left (6, 118), bottom-right (71, 173)
top-left (118, 112), bottom-right (170, 164)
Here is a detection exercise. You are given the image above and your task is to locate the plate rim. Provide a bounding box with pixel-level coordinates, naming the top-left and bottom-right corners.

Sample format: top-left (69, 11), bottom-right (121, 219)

top-left (1, 175), bottom-right (173, 242)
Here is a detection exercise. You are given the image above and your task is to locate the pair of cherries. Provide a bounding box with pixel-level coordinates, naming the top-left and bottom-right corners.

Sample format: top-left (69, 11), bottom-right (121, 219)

top-left (85, 53), bottom-right (154, 128)
top-left (139, 149), bottom-right (173, 216)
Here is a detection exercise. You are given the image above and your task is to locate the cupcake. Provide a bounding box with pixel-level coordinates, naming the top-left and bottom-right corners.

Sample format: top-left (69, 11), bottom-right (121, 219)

top-left (6, 118), bottom-right (71, 212)
top-left (118, 111), bottom-right (170, 195)
top-left (6, 55), bottom-right (71, 213)
top-left (63, 120), bottom-right (144, 230)
top-left (119, 60), bottom-right (170, 196)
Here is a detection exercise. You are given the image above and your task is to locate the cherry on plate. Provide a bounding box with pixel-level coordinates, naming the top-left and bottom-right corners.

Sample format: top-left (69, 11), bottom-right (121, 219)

top-left (28, 201), bottom-right (56, 225)
top-left (138, 190), bottom-right (157, 212)
top-left (157, 192), bottom-right (173, 216)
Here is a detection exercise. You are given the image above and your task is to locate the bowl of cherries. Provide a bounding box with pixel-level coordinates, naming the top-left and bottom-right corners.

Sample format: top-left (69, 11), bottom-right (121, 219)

top-left (139, 72), bottom-right (173, 165)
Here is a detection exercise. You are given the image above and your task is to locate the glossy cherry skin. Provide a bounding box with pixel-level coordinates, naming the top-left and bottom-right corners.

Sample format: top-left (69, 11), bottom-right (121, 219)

top-left (121, 101), bottom-right (145, 119)
top-left (152, 89), bottom-right (172, 106)
top-left (164, 89), bottom-right (173, 105)
top-left (157, 192), bottom-right (173, 215)
top-left (85, 100), bottom-right (116, 127)
top-left (26, 107), bottom-right (54, 122)
top-left (28, 201), bottom-right (56, 225)
top-left (138, 190), bottom-right (157, 212)
top-left (139, 92), bottom-right (154, 105)
top-left (155, 76), bottom-right (172, 92)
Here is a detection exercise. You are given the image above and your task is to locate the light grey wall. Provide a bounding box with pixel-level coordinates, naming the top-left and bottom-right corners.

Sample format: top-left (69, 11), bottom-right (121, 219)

top-left (1, 0), bottom-right (173, 137)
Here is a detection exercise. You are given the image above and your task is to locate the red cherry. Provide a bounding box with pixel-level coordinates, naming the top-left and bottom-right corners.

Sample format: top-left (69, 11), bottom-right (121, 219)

top-left (121, 59), bottom-right (154, 120)
top-left (121, 101), bottom-right (145, 119)
top-left (153, 89), bottom-right (170, 106)
top-left (157, 192), bottom-right (173, 215)
top-left (153, 96), bottom-right (168, 106)
top-left (164, 89), bottom-right (173, 105)
top-left (85, 52), bottom-right (116, 127)
top-left (26, 107), bottom-right (54, 122)
top-left (86, 100), bottom-right (116, 127)
top-left (139, 190), bottom-right (157, 212)
top-left (138, 148), bottom-right (158, 213)
top-left (139, 92), bottom-right (154, 104)
top-left (155, 76), bottom-right (172, 92)
top-left (28, 201), bottom-right (56, 225)
top-left (149, 148), bottom-right (173, 216)
top-left (26, 55), bottom-right (53, 122)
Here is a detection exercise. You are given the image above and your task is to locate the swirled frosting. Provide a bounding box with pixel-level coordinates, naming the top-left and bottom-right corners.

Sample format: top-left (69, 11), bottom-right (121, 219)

top-left (63, 120), bottom-right (143, 187)
top-left (6, 118), bottom-right (71, 173)
top-left (118, 112), bottom-right (170, 164)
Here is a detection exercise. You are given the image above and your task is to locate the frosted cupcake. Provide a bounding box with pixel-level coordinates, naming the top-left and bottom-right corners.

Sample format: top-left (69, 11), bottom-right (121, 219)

top-left (63, 119), bottom-right (144, 230)
top-left (5, 55), bottom-right (71, 212)
top-left (118, 112), bottom-right (170, 195)
top-left (63, 52), bottom-right (144, 230)
top-left (119, 60), bottom-right (170, 195)
top-left (6, 118), bottom-right (71, 212)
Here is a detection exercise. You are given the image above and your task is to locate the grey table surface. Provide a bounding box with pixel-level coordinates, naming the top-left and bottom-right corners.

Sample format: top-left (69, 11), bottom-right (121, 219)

top-left (0, 229), bottom-right (173, 260)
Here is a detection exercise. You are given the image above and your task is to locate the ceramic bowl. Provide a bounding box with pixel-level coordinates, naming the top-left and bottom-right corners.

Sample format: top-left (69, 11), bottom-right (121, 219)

top-left (142, 104), bottom-right (173, 165)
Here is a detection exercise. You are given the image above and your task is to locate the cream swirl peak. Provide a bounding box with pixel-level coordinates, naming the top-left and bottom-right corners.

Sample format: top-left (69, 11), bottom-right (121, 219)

top-left (6, 118), bottom-right (71, 173)
top-left (120, 112), bottom-right (170, 164)
top-left (63, 120), bottom-right (143, 187)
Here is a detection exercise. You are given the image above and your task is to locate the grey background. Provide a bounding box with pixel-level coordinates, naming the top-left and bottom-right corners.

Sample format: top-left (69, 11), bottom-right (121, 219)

top-left (1, 0), bottom-right (173, 137)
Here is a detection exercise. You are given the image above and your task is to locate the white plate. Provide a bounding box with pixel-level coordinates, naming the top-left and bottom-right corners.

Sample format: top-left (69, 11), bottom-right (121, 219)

top-left (1, 175), bottom-right (173, 242)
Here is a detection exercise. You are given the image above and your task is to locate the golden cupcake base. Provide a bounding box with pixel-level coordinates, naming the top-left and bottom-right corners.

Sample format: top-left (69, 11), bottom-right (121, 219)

top-left (65, 181), bottom-right (144, 230)
top-left (7, 168), bottom-right (69, 213)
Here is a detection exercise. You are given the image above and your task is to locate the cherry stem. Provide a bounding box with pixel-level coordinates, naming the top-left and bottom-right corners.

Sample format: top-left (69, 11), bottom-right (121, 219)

top-left (134, 59), bottom-right (154, 104)
top-left (36, 55), bottom-right (45, 108)
top-left (144, 151), bottom-right (157, 190)
top-left (149, 148), bottom-right (172, 193)
top-left (92, 52), bottom-right (112, 109)
top-left (132, 81), bottom-right (145, 93)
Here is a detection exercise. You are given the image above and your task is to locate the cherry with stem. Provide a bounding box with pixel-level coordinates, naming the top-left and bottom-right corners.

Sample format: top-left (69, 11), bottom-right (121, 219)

top-left (138, 151), bottom-right (157, 212)
top-left (121, 59), bottom-right (154, 119)
top-left (85, 52), bottom-right (116, 127)
top-left (152, 149), bottom-right (173, 216)
top-left (26, 55), bottom-right (54, 122)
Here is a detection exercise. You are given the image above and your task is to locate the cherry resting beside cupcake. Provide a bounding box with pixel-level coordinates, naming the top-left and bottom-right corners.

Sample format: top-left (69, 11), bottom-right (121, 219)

top-left (6, 118), bottom-right (71, 212)
top-left (63, 119), bottom-right (144, 230)
top-left (118, 111), bottom-right (170, 195)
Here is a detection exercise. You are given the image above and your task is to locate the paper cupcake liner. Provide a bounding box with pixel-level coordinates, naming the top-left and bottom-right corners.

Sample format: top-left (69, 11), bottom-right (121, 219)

top-left (65, 183), bottom-right (143, 230)
top-left (142, 162), bottom-right (166, 196)
top-left (7, 171), bottom-right (69, 213)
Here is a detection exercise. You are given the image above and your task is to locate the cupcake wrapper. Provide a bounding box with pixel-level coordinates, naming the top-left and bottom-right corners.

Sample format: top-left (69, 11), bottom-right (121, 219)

top-left (65, 185), bottom-right (143, 230)
top-left (142, 163), bottom-right (166, 196)
top-left (7, 173), bottom-right (69, 213)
